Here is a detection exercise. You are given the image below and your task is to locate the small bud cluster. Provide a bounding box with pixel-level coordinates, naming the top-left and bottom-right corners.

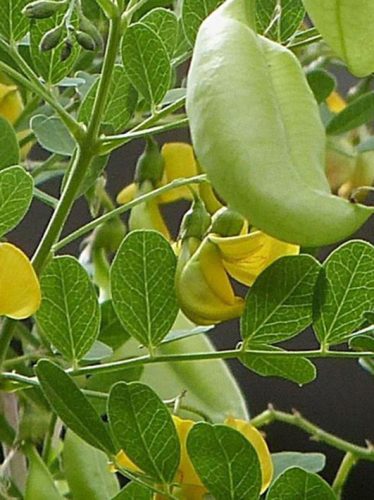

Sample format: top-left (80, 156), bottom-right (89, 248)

top-left (23, 0), bottom-right (103, 58)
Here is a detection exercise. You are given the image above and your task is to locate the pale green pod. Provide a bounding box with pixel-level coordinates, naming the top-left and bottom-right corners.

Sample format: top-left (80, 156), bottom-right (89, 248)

top-left (186, 0), bottom-right (373, 247)
top-left (303, 0), bottom-right (374, 78)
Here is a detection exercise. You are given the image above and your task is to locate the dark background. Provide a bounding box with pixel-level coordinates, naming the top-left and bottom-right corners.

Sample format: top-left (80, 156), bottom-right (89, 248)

top-left (11, 75), bottom-right (374, 498)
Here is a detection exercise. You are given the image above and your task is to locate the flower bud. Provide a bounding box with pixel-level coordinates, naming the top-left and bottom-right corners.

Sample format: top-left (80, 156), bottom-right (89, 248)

top-left (75, 30), bottom-right (96, 51)
top-left (39, 24), bottom-right (64, 52)
top-left (179, 198), bottom-right (211, 241)
top-left (23, 0), bottom-right (66, 19)
top-left (79, 15), bottom-right (104, 51)
top-left (135, 137), bottom-right (165, 187)
top-left (211, 207), bottom-right (245, 237)
top-left (60, 39), bottom-right (73, 61)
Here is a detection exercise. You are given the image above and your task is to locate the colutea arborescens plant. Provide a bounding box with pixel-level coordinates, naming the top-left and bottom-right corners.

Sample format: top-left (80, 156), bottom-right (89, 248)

top-left (0, 0), bottom-right (373, 498)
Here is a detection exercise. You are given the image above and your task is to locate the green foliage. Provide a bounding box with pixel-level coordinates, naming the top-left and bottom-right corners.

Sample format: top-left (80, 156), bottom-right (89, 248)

top-left (79, 65), bottom-right (137, 132)
top-left (111, 230), bottom-right (179, 350)
top-left (31, 114), bottom-right (75, 156)
top-left (37, 256), bottom-right (101, 363)
top-left (327, 92), bottom-right (374, 135)
top-left (271, 453), bottom-right (326, 483)
top-left (108, 382), bottom-right (180, 484)
top-left (0, 117), bottom-right (20, 168)
top-left (241, 255), bottom-right (321, 345)
top-left (112, 482), bottom-right (152, 499)
top-left (307, 69), bottom-right (336, 104)
top-left (141, 8), bottom-right (178, 58)
top-left (35, 360), bottom-right (115, 453)
top-left (121, 22), bottom-right (171, 106)
top-left (0, 0), bottom-right (32, 42)
top-left (187, 422), bottom-right (262, 500)
top-left (182, 0), bottom-right (224, 47)
top-left (240, 346), bottom-right (316, 385)
top-left (63, 430), bottom-right (120, 500)
top-left (313, 241), bottom-right (374, 346)
top-left (0, 166), bottom-right (33, 237)
top-left (266, 467), bottom-right (336, 499)
top-left (256, 0), bottom-right (305, 42)
top-left (25, 445), bottom-right (63, 500)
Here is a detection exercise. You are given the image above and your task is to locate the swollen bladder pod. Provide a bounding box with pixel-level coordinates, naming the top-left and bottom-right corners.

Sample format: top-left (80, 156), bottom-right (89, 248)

top-left (186, 0), bottom-right (373, 247)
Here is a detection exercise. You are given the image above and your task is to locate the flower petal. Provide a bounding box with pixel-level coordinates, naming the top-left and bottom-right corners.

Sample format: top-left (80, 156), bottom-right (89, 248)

top-left (0, 243), bottom-right (40, 319)
top-left (326, 91), bottom-right (346, 114)
top-left (158, 143), bottom-right (198, 204)
top-left (0, 84), bottom-right (23, 124)
top-left (225, 417), bottom-right (273, 494)
top-left (176, 240), bottom-right (244, 325)
top-left (210, 232), bottom-right (299, 286)
top-left (116, 182), bottom-right (137, 205)
top-left (172, 416), bottom-right (203, 488)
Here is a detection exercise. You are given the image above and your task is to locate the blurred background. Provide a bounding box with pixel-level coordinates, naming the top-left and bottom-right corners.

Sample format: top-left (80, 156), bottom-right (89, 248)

top-left (9, 72), bottom-right (374, 498)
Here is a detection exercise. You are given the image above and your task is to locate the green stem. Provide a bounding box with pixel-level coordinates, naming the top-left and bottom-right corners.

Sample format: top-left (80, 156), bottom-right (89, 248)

top-left (33, 188), bottom-right (59, 209)
top-left (42, 413), bottom-right (57, 463)
top-left (0, 319), bottom-right (17, 370)
top-left (100, 117), bottom-right (189, 154)
top-left (332, 452), bottom-right (357, 498)
top-left (53, 174), bottom-right (207, 251)
top-left (250, 408), bottom-right (374, 462)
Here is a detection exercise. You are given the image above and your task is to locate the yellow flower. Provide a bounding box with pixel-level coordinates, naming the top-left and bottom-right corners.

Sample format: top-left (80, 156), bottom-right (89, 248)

top-left (115, 416), bottom-right (273, 499)
top-left (176, 227), bottom-right (299, 325)
top-left (326, 91), bottom-right (346, 114)
top-left (0, 83), bottom-right (31, 159)
top-left (0, 243), bottom-right (41, 319)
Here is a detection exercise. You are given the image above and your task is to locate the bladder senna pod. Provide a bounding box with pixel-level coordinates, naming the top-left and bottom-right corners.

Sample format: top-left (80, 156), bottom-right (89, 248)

top-left (303, 0), bottom-right (374, 78)
top-left (186, 0), bottom-right (374, 247)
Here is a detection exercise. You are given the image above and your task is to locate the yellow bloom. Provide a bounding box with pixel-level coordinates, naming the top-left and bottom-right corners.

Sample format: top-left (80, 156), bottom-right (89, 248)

top-left (326, 91), bottom-right (346, 114)
top-left (176, 229), bottom-right (299, 325)
top-left (0, 83), bottom-right (31, 159)
top-left (157, 143), bottom-right (198, 204)
top-left (0, 243), bottom-right (41, 319)
top-left (115, 415), bottom-right (273, 499)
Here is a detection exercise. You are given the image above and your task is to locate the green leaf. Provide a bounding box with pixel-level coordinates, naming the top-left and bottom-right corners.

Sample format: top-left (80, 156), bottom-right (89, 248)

top-left (256, 0), bottom-right (305, 42)
top-left (25, 446), bottom-right (63, 500)
top-left (37, 256), bottom-right (101, 362)
top-left (30, 12), bottom-right (80, 84)
top-left (63, 430), bottom-right (119, 500)
top-left (271, 453), bottom-right (326, 484)
top-left (111, 230), bottom-right (179, 349)
top-left (241, 255), bottom-right (321, 345)
top-left (140, 313), bottom-right (248, 422)
top-left (0, 0), bottom-right (31, 42)
top-left (141, 8), bottom-right (178, 58)
top-left (121, 22), bottom-right (171, 106)
top-left (31, 115), bottom-right (75, 156)
top-left (79, 65), bottom-right (137, 132)
top-left (313, 241), bottom-right (374, 346)
top-left (266, 467), bottom-right (336, 499)
top-left (111, 482), bottom-right (152, 500)
top-left (349, 329), bottom-right (374, 352)
top-left (0, 117), bottom-right (20, 169)
top-left (0, 166), bottom-right (33, 238)
top-left (99, 300), bottom-right (130, 351)
top-left (359, 358), bottom-right (374, 376)
top-left (240, 345), bottom-right (316, 385)
top-left (187, 422), bottom-right (262, 500)
top-left (173, 19), bottom-right (191, 63)
top-left (108, 382), bottom-right (180, 484)
top-left (182, 0), bottom-right (224, 47)
top-left (357, 137), bottom-right (374, 154)
top-left (326, 92), bottom-right (374, 135)
top-left (307, 70), bottom-right (336, 104)
top-left (161, 324), bottom-right (214, 345)
top-left (35, 360), bottom-right (115, 453)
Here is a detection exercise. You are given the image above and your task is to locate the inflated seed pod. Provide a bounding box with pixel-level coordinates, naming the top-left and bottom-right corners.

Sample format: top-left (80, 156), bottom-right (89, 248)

top-left (303, 0), bottom-right (374, 78)
top-left (23, 0), bottom-right (66, 19)
top-left (186, 0), bottom-right (374, 247)
top-left (60, 39), bottom-right (73, 61)
top-left (79, 15), bottom-right (104, 51)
